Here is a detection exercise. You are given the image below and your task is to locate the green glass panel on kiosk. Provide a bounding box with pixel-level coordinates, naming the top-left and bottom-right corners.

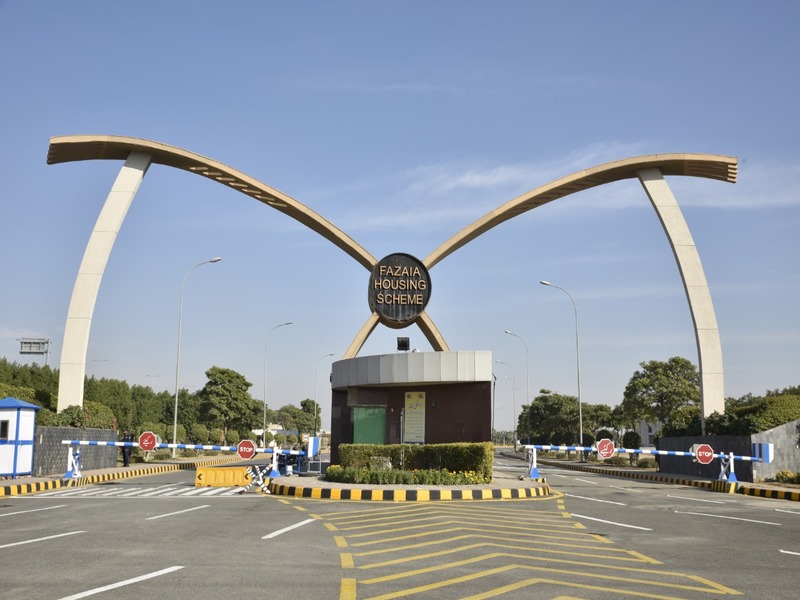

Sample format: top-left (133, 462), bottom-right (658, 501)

top-left (353, 406), bottom-right (386, 444)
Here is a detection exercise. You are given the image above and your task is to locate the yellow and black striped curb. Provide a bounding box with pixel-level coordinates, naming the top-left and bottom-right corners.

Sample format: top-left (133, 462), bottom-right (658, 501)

top-left (737, 485), bottom-right (800, 502)
top-left (268, 481), bottom-right (552, 501)
top-left (0, 456), bottom-right (239, 497)
top-left (538, 459), bottom-right (738, 494)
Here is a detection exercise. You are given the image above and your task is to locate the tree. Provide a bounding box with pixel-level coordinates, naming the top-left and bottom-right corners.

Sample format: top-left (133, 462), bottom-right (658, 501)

top-left (130, 385), bottom-right (169, 430)
top-left (300, 398), bottom-right (321, 434)
top-left (275, 404), bottom-right (307, 437)
top-left (620, 357), bottom-right (700, 425)
top-left (84, 377), bottom-right (131, 430)
top-left (197, 366), bottom-right (259, 438)
top-left (582, 403), bottom-right (614, 436)
top-left (525, 390), bottom-right (580, 445)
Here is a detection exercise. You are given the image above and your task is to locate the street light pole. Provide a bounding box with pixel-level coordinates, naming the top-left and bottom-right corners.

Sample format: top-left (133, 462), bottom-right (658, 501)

top-left (314, 352), bottom-right (335, 440)
top-left (263, 322), bottom-right (293, 440)
top-left (495, 359), bottom-right (517, 451)
top-left (172, 256), bottom-right (222, 458)
top-left (540, 280), bottom-right (583, 453)
top-left (504, 329), bottom-right (530, 411)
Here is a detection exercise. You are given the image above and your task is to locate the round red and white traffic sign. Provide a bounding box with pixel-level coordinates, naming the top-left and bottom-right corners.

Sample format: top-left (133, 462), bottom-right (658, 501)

top-left (237, 439), bottom-right (257, 460)
top-left (695, 443), bottom-right (715, 465)
top-left (138, 431), bottom-right (157, 451)
top-left (596, 438), bottom-right (616, 459)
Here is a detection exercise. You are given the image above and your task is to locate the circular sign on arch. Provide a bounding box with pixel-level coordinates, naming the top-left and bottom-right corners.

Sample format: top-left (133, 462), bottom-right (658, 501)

top-left (368, 253), bottom-right (431, 328)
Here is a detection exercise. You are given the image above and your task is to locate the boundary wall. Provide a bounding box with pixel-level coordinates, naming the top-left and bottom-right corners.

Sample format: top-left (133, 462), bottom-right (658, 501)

top-left (657, 435), bottom-right (752, 481)
top-left (33, 426), bottom-right (116, 476)
top-left (751, 417), bottom-right (800, 481)
top-left (658, 430), bottom-right (800, 483)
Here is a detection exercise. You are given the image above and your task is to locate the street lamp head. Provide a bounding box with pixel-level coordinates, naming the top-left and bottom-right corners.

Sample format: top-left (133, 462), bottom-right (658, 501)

top-left (503, 329), bottom-right (512, 334)
top-left (539, 280), bottom-right (552, 287)
top-left (208, 256), bottom-right (222, 263)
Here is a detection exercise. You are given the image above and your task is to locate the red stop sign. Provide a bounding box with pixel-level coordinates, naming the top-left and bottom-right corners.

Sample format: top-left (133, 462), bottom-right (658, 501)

top-left (695, 443), bottom-right (715, 465)
top-left (596, 438), bottom-right (616, 459)
top-left (237, 439), bottom-right (257, 460)
top-left (138, 431), bottom-right (157, 451)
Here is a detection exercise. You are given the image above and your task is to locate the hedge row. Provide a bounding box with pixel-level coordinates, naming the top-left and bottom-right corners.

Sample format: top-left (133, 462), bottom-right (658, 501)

top-left (337, 442), bottom-right (494, 481)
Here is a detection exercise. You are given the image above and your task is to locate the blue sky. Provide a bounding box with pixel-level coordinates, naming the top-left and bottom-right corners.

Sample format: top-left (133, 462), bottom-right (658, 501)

top-left (1, 2), bottom-right (798, 430)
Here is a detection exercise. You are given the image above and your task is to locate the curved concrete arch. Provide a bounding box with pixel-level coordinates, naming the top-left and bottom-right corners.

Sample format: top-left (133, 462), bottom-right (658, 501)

top-left (49, 135), bottom-right (736, 424)
top-left (423, 153), bottom-right (737, 268)
top-left (48, 135), bottom-right (378, 270)
top-left (421, 152), bottom-right (736, 425)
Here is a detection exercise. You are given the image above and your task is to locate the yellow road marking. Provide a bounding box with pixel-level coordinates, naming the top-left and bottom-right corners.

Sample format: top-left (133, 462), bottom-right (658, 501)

top-left (339, 577), bottom-right (356, 600)
top-left (359, 560), bottom-right (742, 596)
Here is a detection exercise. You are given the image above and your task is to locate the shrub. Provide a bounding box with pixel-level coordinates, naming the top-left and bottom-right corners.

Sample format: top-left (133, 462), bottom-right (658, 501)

top-left (338, 442), bottom-right (494, 481)
top-left (773, 470), bottom-right (800, 484)
top-left (604, 456), bottom-right (631, 467)
top-left (190, 423), bottom-right (209, 444)
top-left (622, 430), bottom-right (642, 450)
top-left (324, 465), bottom-right (491, 485)
top-left (637, 458), bottom-right (657, 469)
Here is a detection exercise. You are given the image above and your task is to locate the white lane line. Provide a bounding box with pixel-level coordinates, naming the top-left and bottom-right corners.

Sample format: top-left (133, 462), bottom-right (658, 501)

top-left (779, 549), bottom-right (800, 556)
top-left (0, 530), bottom-right (86, 549)
top-left (0, 504), bottom-right (67, 517)
top-left (610, 486), bottom-right (642, 493)
top-left (775, 508), bottom-right (800, 515)
top-left (262, 518), bottom-right (315, 539)
top-left (571, 514), bottom-right (652, 531)
top-left (574, 477), bottom-right (598, 485)
top-left (667, 494), bottom-right (727, 504)
top-left (565, 493), bottom-right (626, 506)
top-left (57, 566), bottom-right (184, 599)
top-left (674, 511), bottom-right (782, 526)
top-left (146, 505), bottom-right (210, 521)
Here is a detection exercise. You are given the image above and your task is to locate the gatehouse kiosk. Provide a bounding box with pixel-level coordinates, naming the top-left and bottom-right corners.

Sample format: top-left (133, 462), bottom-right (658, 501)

top-left (330, 351), bottom-right (493, 464)
top-left (0, 397), bottom-right (41, 478)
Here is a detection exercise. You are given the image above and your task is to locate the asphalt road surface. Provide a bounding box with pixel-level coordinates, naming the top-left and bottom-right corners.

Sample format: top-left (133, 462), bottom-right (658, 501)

top-left (0, 454), bottom-right (796, 599)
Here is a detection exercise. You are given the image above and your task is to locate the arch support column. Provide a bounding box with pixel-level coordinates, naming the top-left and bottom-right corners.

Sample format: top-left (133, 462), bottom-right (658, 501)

top-left (637, 168), bottom-right (724, 431)
top-left (57, 152), bottom-right (152, 411)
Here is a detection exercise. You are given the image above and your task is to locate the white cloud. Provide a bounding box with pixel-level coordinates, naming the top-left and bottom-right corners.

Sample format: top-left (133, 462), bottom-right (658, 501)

top-left (311, 145), bottom-right (800, 235)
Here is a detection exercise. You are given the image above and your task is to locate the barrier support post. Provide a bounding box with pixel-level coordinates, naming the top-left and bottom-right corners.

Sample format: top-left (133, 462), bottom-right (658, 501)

top-left (268, 448), bottom-right (281, 479)
top-left (64, 447), bottom-right (81, 479)
top-left (527, 447), bottom-right (540, 479)
top-left (727, 451), bottom-right (737, 483)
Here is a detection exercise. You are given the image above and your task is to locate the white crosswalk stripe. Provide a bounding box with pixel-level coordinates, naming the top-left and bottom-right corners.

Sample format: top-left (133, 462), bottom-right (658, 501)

top-left (33, 485), bottom-right (250, 498)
